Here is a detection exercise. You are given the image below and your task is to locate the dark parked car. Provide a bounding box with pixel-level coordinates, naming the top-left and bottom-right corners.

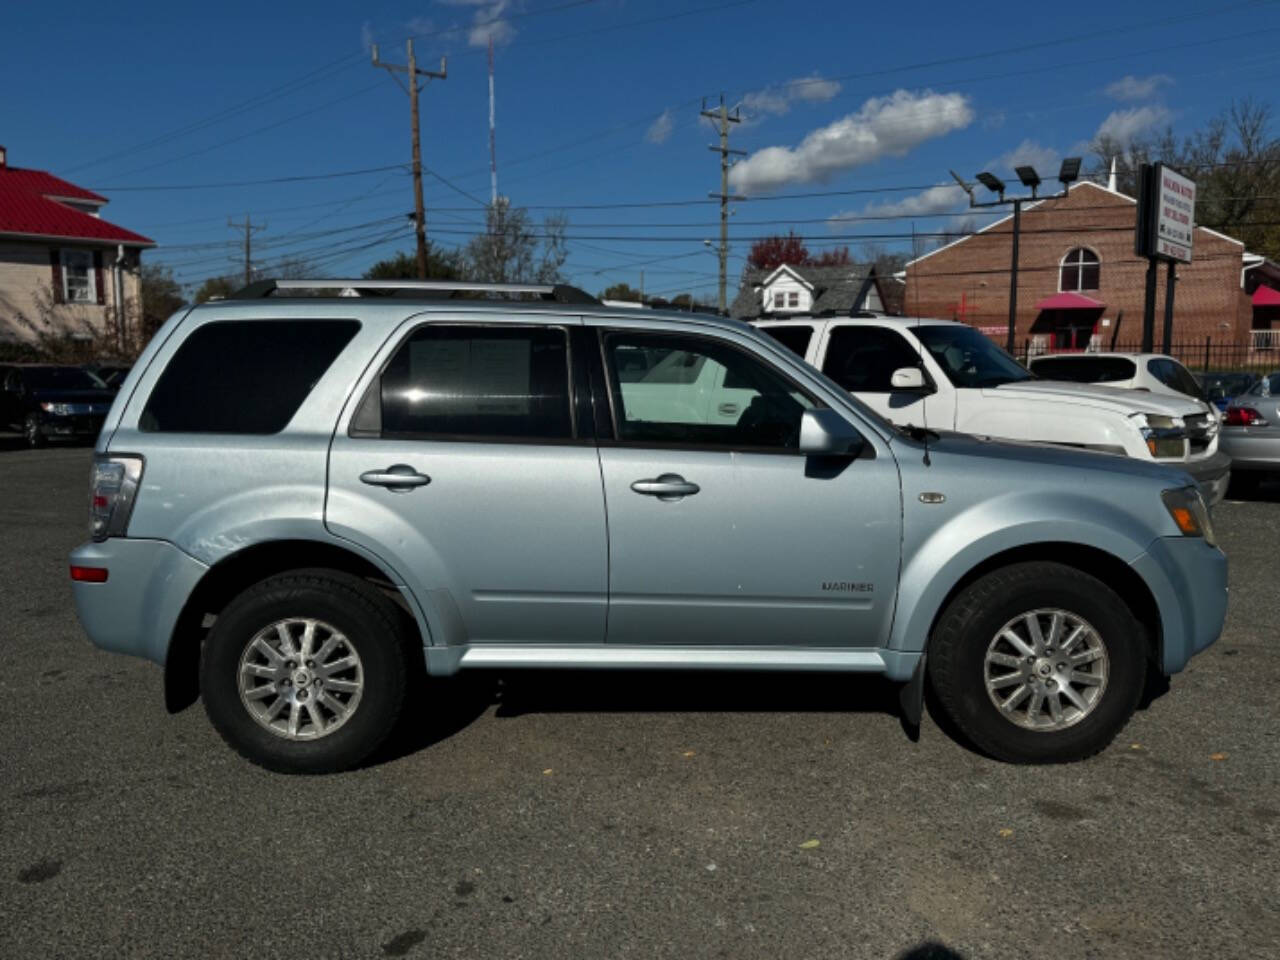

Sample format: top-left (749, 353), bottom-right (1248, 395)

top-left (1197, 371), bottom-right (1259, 411)
top-left (87, 364), bottom-right (132, 392)
top-left (0, 364), bottom-right (115, 447)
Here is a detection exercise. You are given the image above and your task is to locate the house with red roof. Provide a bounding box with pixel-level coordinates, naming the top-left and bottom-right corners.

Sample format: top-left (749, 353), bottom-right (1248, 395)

top-left (0, 145), bottom-right (154, 346)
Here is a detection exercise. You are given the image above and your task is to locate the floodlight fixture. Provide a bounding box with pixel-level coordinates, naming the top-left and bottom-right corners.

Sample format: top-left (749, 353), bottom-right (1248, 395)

top-left (976, 171), bottom-right (1005, 196)
top-left (1015, 166), bottom-right (1041, 190)
top-left (1058, 157), bottom-right (1082, 185)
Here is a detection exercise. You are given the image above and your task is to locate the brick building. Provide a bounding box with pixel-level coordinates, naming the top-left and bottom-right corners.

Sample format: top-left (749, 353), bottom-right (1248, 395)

top-left (903, 180), bottom-right (1280, 354)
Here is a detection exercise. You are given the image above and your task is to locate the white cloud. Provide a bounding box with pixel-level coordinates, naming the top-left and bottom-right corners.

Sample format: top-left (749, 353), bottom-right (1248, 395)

top-left (361, 21), bottom-right (375, 52)
top-left (1095, 105), bottom-right (1172, 146)
top-left (830, 184), bottom-right (967, 225)
top-left (645, 109), bottom-right (674, 145)
top-left (728, 89), bottom-right (974, 194)
top-left (1105, 74), bottom-right (1173, 101)
top-left (993, 139), bottom-right (1061, 176)
top-left (740, 74), bottom-right (841, 121)
top-left (439, 0), bottom-right (519, 48)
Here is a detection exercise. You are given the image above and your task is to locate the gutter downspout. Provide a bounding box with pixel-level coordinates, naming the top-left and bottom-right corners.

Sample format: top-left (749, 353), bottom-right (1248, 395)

top-left (114, 244), bottom-right (126, 355)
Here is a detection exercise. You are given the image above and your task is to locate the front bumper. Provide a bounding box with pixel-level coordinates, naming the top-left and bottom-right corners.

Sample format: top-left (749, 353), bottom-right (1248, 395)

top-left (1129, 536), bottom-right (1228, 675)
top-left (40, 413), bottom-right (106, 439)
top-left (1179, 449), bottom-right (1231, 506)
top-left (70, 538), bottom-right (209, 665)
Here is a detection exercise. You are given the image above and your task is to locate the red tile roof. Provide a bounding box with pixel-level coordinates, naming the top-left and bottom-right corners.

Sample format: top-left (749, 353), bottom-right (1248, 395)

top-left (0, 166), bottom-right (153, 247)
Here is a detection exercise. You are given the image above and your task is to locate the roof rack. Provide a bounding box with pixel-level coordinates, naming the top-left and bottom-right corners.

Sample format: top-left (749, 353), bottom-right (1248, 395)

top-left (228, 279), bottom-right (599, 305)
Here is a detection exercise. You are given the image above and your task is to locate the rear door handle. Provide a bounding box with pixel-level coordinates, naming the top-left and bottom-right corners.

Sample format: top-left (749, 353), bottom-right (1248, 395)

top-left (718, 402), bottom-right (739, 415)
top-left (360, 464), bottom-right (431, 491)
top-left (630, 473), bottom-right (700, 500)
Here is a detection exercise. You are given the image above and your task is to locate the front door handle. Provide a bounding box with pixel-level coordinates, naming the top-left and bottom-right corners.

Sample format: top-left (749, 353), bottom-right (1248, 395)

top-left (360, 464), bottom-right (431, 491)
top-left (630, 473), bottom-right (700, 501)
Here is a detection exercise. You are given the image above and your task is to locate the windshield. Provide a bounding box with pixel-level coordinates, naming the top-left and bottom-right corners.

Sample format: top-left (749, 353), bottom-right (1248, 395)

top-left (913, 325), bottom-right (1034, 388)
top-left (24, 367), bottom-right (105, 390)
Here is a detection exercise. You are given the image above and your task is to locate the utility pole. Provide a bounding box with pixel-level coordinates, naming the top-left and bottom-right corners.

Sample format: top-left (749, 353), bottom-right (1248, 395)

top-left (228, 214), bottom-right (266, 285)
top-left (373, 39), bottom-right (446, 280)
top-left (701, 95), bottom-right (743, 315)
top-left (488, 35), bottom-right (498, 207)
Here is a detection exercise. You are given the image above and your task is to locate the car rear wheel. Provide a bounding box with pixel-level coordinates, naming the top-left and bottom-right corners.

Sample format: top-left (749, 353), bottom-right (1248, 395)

top-left (201, 569), bottom-right (412, 774)
top-left (929, 561), bottom-right (1146, 764)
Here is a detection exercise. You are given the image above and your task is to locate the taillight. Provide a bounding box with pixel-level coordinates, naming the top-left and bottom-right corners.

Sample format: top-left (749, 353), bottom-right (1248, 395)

top-left (1224, 405), bottom-right (1269, 427)
top-left (90, 455), bottom-right (143, 542)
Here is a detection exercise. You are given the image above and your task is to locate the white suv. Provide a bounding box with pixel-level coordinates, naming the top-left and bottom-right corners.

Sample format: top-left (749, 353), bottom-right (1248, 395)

top-left (756, 316), bottom-right (1230, 504)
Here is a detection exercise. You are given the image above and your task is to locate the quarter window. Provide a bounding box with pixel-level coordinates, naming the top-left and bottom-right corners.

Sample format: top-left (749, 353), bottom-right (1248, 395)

top-left (378, 325), bottom-right (573, 441)
top-left (1060, 248), bottom-right (1100, 292)
top-left (821, 326), bottom-right (923, 392)
top-left (61, 250), bottom-right (95, 303)
top-left (141, 320), bottom-right (359, 433)
top-left (604, 332), bottom-right (815, 451)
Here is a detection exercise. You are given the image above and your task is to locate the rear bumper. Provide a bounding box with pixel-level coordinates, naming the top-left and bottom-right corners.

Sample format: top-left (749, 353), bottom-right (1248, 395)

top-left (70, 538), bottom-right (208, 665)
top-left (1219, 429), bottom-right (1280, 473)
top-left (1129, 536), bottom-right (1228, 675)
top-left (1180, 449), bottom-right (1231, 505)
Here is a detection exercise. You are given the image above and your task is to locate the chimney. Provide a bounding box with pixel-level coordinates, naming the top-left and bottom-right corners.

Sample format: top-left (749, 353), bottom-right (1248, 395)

top-left (0, 145), bottom-right (7, 168)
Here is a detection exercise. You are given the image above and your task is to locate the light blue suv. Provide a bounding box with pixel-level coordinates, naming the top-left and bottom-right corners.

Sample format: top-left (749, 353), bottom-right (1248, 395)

top-left (70, 280), bottom-right (1228, 773)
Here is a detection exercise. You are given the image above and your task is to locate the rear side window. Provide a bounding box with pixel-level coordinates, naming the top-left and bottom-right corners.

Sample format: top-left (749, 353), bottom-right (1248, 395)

top-left (141, 320), bottom-right (359, 433)
top-left (821, 326), bottom-right (921, 392)
top-left (762, 324), bottom-right (814, 358)
top-left (1147, 358), bottom-right (1206, 400)
top-left (1031, 356), bottom-right (1136, 383)
top-left (378, 325), bottom-right (573, 440)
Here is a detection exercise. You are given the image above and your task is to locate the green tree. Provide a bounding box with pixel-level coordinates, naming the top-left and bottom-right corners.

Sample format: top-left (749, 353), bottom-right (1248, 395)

top-left (140, 263), bottom-right (185, 336)
top-left (599, 282), bottom-right (642, 301)
top-left (193, 275), bottom-right (237, 303)
top-left (363, 246), bottom-right (465, 280)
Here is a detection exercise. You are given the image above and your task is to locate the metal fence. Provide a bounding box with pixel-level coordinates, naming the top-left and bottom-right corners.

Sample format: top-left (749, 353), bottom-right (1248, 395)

top-left (1016, 337), bottom-right (1279, 375)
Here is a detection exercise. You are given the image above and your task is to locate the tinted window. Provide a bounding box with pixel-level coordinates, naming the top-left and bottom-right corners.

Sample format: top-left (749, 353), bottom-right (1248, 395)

top-left (1147, 358), bottom-right (1206, 400)
top-left (24, 367), bottom-right (105, 390)
top-left (605, 333), bottom-right (815, 450)
top-left (821, 326), bottom-right (922, 392)
top-left (380, 325), bottom-right (572, 440)
top-left (141, 320), bottom-right (359, 433)
top-left (762, 325), bottom-right (814, 358)
top-left (914, 324), bottom-right (1033, 388)
top-left (1030, 356), bottom-right (1136, 383)
top-left (1248, 373), bottom-right (1280, 396)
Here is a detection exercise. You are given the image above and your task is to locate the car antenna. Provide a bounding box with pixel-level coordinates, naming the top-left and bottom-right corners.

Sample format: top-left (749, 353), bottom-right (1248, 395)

top-left (912, 222), bottom-right (931, 466)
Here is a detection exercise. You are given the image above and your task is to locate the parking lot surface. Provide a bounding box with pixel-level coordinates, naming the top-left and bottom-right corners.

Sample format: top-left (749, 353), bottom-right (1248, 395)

top-left (1, 445), bottom-right (1277, 959)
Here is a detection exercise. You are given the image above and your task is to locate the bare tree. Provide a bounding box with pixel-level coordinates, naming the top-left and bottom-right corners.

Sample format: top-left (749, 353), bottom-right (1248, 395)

top-left (465, 199), bottom-right (568, 283)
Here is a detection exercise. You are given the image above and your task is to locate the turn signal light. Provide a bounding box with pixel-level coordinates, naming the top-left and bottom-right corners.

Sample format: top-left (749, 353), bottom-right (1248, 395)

top-left (70, 565), bottom-right (109, 583)
top-left (1223, 405), bottom-right (1269, 427)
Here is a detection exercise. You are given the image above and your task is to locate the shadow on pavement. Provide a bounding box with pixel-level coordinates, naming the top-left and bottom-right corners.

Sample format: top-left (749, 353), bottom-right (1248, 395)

top-left (894, 943), bottom-right (967, 960)
top-left (1223, 473), bottom-right (1280, 504)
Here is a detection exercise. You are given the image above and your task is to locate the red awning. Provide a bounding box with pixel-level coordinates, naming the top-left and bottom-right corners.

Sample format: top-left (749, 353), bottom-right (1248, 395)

top-left (1034, 292), bottom-right (1105, 310)
top-left (1252, 285), bottom-right (1280, 306)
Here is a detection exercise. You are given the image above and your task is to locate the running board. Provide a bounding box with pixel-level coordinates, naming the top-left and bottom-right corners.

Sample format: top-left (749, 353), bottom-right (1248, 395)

top-left (424, 645), bottom-right (921, 681)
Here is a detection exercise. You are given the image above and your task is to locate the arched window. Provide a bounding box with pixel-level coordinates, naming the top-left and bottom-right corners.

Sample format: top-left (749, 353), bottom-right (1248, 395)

top-left (1060, 248), bottom-right (1100, 291)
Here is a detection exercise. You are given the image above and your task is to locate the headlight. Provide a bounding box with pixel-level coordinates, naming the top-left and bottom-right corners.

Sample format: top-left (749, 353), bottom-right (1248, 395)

top-left (1132, 413), bottom-right (1187, 459)
top-left (1161, 486), bottom-right (1216, 547)
top-left (39, 402), bottom-right (72, 416)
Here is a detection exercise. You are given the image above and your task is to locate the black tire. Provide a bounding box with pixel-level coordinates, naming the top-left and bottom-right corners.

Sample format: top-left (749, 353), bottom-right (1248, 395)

top-left (1227, 471), bottom-right (1261, 499)
top-left (201, 569), bottom-right (412, 774)
top-left (23, 414), bottom-right (46, 448)
top-left (929, 561), bottom-right (1146, 764)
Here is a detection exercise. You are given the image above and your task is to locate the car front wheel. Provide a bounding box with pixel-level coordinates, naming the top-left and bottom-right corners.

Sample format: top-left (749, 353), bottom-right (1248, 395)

top-left (929, 561), bottom-right (1146, 764)
top-left (201, 569), bottom-right (412, 774)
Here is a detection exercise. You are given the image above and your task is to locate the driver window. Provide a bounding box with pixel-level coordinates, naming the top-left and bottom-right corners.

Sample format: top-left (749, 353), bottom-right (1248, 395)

top-left (604, 332), bottom-right (816, 450)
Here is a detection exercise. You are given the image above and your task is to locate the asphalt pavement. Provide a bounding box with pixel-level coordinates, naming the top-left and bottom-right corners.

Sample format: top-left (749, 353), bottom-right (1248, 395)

top-left (1, 444), bottom-right (1277, 959)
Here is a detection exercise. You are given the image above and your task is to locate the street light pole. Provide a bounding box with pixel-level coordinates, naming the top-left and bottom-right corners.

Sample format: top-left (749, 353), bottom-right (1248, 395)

top-left (1007, 198), bottom-right (1021, 354)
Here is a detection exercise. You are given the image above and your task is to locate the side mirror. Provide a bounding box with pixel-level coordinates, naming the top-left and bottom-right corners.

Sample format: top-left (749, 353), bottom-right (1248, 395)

top-left (891, 366), bottom-right (930, 393)
top-left (799, 408), bottom-right (865, 457)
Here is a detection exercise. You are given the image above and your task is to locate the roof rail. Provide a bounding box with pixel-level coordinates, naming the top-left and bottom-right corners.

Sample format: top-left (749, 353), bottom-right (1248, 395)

top-left (228, 279), bottom-right (599, 305)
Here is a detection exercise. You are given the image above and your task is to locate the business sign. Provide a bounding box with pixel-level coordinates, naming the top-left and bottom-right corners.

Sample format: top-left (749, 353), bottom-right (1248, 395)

top-left (1136, 163), bottom-right (1196, 263)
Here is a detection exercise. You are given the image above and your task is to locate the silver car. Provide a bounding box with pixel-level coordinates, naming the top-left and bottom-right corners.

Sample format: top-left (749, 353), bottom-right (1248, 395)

top-left (1221, 371), bottom-right (1280, 492)
top-left (70, 280), bottom-right (1227, 773)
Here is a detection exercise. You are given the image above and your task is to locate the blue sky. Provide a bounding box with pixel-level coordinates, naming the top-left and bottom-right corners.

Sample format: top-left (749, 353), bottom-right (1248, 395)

top-left (4, 0), bottom-right (1279, 299)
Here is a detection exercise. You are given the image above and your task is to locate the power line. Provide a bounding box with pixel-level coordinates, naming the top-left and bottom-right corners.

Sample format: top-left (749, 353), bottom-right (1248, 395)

top-left (91, 163), bottom-right (407, 192)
